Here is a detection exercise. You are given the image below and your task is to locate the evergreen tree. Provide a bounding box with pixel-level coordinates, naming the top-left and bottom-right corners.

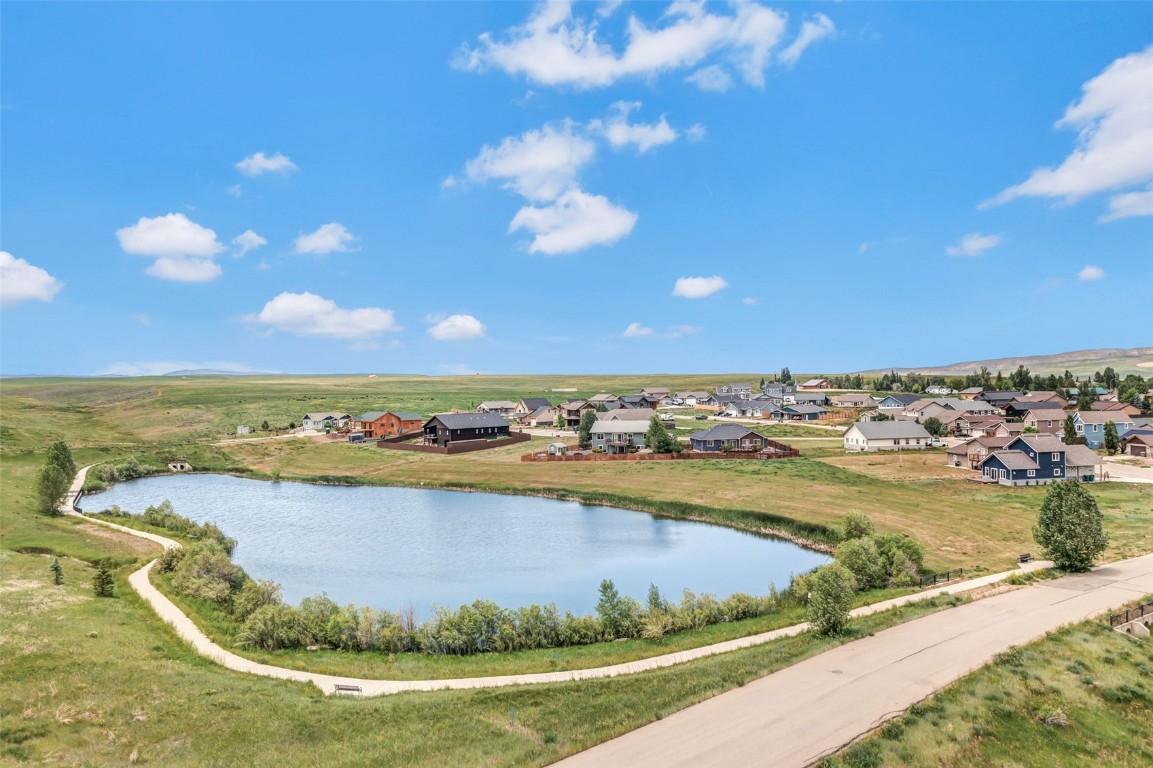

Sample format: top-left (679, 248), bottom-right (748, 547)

top-left (1033, 481), bottom-right (1108, 571)
top-left (645, 415), bottom-right (680, 453)
top-left (780, 367), bottom-right (792, 384)
top-left (50, 557), bottom-right (64, 585)
top-left (555, 411), bottom-right (566, 430)
top-left (1103, 421), bottom-right (1119, 455)
top-left (36, 463), bottom-right (70, 515)
top-left (1063, 414), bottom-right (1077, 444)
top-left (92, 560), bottom-right (115, 597)
top-left (1077, 389), bottom-right (1094, 411)
top-left (577, 409), bottom-right (597, 450)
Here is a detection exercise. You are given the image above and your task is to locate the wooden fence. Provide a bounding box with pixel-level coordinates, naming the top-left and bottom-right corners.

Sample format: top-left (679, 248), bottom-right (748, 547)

top-left (1109, 600), bottom-right (1153, 628)
top-left (522, 447), bottom-right (800, 463)
top-left (378, 431), bottom-right (531, 455)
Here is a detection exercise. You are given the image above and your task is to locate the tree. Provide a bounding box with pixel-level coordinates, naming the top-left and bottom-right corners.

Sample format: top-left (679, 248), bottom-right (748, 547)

top-left (808, 564), bottom-right (856, 636)
top-left (596, 579), bottom-right (640, 639)
top-left (1103, 421), bottom-right (1119, 455)
top-left (922, 417), bottom-right (945, 437)
top-left (46, 441), bottom-right (77, 480)
top-left (555, 411), bottom-right (566, 430)
top-left (50, 557), bottom-right (64, 585)
top-left (780, 367), bottom-right (792, 384)
top-left (1033, 480), bottom-right (1108, 571)
top-left (841, 511), bottom-right (874, 540)
top-left (873, 412), bottom-right (892, 422)
top-left (261, 420), bottom-right (271, 431)
top-left (577, 409), bottom-right (597, 450)
top-left (834, 537), bottom-right (888, 590)
top-left (645, 415), bottom-right (680, 453)
top-left (1063, 414), bottom-right (1077, 444)
top-left (92, 560), bottom-right (115, 597)
top-left (1077, 389), bottom-right (1095, 411)
top-left (37, 463), bottom-right (70, 515)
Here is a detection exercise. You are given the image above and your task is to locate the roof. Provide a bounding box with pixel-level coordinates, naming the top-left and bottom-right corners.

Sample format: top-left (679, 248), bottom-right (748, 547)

top-left (588, 393), bottom-right (618, 402)
top-left (601, 410), bottom-right (653, 422)
top-left (1075, 411), bottom-right (1135, 425)
top-left (799, 379), bottom-right (828, 387)
top-left (519, 397), bottom-right (552, 410)
top-left (476, 401), bottom-right (517, 410)
top-left (527, 405), bottom-right (556, 418)
top-left (388, 411), bottom-right (422, 421)
top-left (358, 411), bottom-right (386, 421)
top-left (984, 450), bottom-right (1039, 471)
top-left (427, 412), bottom-right (510, 429)
top-left (1008, 399), bottom-right (1063, 410)
top-left (1063, 444), bottom-right (1103, 467)
top-left (1017, 391), bottom-right (1065, 402)
top-left (783, 404), bottom-right (827, 414)
top-left (1122, 432), bottom-right (1153, 446)
top-left (848, 422), bottom-right (932, 440)
top-left (1012, 434), bottom-right (1067, 453)
top-left (979, 391), bottom-right (1025, 403)
top-left (878, 394), bottom-right (919, 406)
top-left (1022, 410), bottom-right (1066, 421)
top-left (1089, 401), bottom-right (1134, 411)
top-left (960, 387), bottom-right (984, 394)
top-left (302, 412), bottom-right (350, 421)
top-left (591, 420), bottom-right (649, 434)
top-left (690, 424), bottom-right (769, 441)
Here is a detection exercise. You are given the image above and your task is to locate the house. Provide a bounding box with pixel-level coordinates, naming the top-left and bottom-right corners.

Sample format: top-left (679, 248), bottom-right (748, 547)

top-left (925, 386), bottom-right (956, 396)
top-left (1121, 431), bottom-right (1153, 457)
top-left (779, 404), bottom-right (827, 421)
top-left (423, 413), bottom-right (510, 447)
top-left (1089, 401), bottom-right (1142, 418)
top-left (301, 412), bottom-right (351, 431)
top-left (353, 411), bottom-right (388, 439)
top-left (945, 436), bottom-right (1012, 469)
top-left (979, 434), bottom-right (1068, 486)
top-left (761, 382), bottom-right (795, 397)
top-left (674, 391), bottom-right (710, 406)
top-left (833, 393), bottom-right (873, 408)
top-left (843, 422), bottom-right (932, 452)
top-left (977, 391), bottom-right (1025, 409)
top-left (958, 387), bottom-right (985, 400)
top-left (722, 401), bottom-right (783, 419)
top-left (560, 400), bottom-right (596, 428)
top-left (588, 393), bottom-right (619, 405)
top-left (688, 424), bottom-right (772, 452)
top-left (379, 411), bottom-right (422, 438)
top-left (799, 378), bottom-right (832, 390)
top-left (1003, 399), bottom-right (1064, 420)
top-left (1021, 410), bottom-right (1065, 434)
top-left (1063, 444), bottom-right (1104, 482)
top-left (640, 387), bottom-right (670, 399)
top-left (590, 420), bottom-right (649, 454)
top-left (515, 398), bottom-right (552, 416)
top-left (522, 406), bottom-right (560, 428)
top-left (876, 394), bottom-right (919, 412)
top-left (601, 410), bottom-right (656, 422)
top-left (476, 401), bottom-right (517, 415)
top-left (547, 443), bottom-right (568, 456)
top-left (716, 383), bottom-right (754, 399)
top-left (1072, 411), bottom-right (1135, 449)
top-left (788, 392), bottom-right (831, 406)
top-left (1017, 391), bottom-right (1069, 407)
top-left (618, 394), bottom-right (660, 410)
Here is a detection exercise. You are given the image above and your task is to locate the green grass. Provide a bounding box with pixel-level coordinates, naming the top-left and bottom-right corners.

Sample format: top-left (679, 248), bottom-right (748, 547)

top-left (822, 609), bottom-right (1153, 768)
top-left (0, 550), bottom-right (963, 767)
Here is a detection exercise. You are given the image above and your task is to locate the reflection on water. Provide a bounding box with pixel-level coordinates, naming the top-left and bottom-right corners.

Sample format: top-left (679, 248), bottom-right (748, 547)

top-left (91, 474), bottom-right (829, 618)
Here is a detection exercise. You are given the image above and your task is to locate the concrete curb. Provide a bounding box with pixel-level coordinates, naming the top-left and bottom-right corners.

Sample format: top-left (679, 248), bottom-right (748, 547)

top-left (66, 465), bottom-right (1052, 698)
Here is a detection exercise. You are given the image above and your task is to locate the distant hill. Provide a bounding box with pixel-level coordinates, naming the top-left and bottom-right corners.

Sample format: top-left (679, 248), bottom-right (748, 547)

top-left (162, 369), bottom-right (274, 377)
top-left (857, 348), bottom-right (1153, 378)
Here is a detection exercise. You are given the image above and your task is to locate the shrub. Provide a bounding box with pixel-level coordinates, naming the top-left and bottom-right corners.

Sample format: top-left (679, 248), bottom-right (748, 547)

top-left (170, 542), bottom-right (245, 606)
top-left (596, 579), bottom-right (641, 639)
top-left (231, 579), bottom-right (283, 622)
top-left (298, 594), bottom-right (341, 646)
top-left (808, 564), bottom-right (856, 636)
top-left (840, 511), bottom-right (875, 540)
top-left (835, 538), bottom-right (888, 590)
top-left (237, 604), bottom-right (305, 650)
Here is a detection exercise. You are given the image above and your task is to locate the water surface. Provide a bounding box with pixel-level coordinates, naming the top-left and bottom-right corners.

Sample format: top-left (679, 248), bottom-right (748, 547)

top-left (90, 474), bottom-right (829, 617)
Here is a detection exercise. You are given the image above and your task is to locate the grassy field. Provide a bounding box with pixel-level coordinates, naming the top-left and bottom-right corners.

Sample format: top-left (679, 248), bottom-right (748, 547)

top-left (3, 374), bottom-right (1151, 765)
top-left (822, 608), bottom-right (1153, 767)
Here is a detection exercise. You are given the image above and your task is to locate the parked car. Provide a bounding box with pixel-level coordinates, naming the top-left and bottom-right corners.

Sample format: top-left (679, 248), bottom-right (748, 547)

top-left (694, 414), bottom-right (708, 420)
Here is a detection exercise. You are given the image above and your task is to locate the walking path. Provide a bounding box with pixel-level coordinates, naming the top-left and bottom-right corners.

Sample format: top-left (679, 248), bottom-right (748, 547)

top-left (553, 552), bottom-right (1153, 767)
top-left (67, 465), bottom-right (1055, 698)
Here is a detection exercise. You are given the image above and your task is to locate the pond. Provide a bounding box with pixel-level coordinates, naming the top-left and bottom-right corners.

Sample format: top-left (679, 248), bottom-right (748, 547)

top-left (89, 474), bottom-right (829, 618)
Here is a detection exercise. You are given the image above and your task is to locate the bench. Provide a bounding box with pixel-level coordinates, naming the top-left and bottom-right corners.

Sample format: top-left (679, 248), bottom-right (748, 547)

top-left (333, 684), bottom-right (363, 697)
top-left (1017, 553), bottom-right (1033, 564)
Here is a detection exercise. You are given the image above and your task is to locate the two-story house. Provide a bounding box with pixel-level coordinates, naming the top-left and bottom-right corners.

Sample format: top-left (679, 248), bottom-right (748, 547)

top-left (979, 434), bottom-right (1067, 486)
top-left (590, 420), bottom-right (649, 454)
top-left (1072, 411), bottom-right (1135, 449)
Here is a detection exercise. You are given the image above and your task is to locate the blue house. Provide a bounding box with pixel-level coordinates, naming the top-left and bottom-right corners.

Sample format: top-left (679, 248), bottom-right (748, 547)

top-left (979, 434), bottom-right (1067, 486)
top-left (1072, 411), bottom-right (1134, 449)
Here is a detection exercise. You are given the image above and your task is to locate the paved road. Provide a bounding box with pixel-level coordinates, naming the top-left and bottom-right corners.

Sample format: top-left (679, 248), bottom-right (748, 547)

top-left (1104, 456), bottom-right (1153, 484)
top-left (553, 553), bottom-right (1153, 768)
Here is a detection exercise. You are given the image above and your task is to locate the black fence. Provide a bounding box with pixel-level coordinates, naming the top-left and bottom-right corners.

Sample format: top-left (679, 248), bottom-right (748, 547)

top-left (920, 568), bottom-right (963, 588)
top-left (1108, 600), bottom-right (1153, 628)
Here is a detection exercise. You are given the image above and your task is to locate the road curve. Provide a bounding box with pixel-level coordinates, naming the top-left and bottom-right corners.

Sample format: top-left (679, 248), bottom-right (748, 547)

top-left (552, 553), bottom-right (1153, 768)
top-left (67, 466), bottom-right (1053, 698)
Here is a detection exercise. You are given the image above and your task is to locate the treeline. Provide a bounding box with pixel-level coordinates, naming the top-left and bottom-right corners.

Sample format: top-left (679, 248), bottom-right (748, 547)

top-left (83, 457), bottom-right (153, 492)
top-left (101, 503), bottom-right (924, 656)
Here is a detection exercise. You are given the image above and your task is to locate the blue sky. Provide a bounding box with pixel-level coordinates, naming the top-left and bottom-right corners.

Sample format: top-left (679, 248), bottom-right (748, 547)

top-left (2, 1), bottom-right (1150, 376)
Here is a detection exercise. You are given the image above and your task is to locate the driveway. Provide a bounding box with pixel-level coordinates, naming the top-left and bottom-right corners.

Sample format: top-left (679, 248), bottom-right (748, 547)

top-left (1103, 455), bottom-right (1153, 483)
top-left (553, 553), bottom-right (1153, 768)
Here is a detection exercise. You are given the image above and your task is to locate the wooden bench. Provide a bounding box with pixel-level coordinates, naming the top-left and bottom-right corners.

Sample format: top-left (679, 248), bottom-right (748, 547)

top-left (1017, 553), bottom-right (1033, 564)
top-left (333, 684), bottom-right (363, 697)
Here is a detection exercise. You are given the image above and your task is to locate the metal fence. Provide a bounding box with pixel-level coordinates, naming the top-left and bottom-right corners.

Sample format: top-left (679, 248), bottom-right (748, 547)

top-left (1108, 600), bottom-right (1153, 628)
top-left (920, 568), bottom-right (963, 587)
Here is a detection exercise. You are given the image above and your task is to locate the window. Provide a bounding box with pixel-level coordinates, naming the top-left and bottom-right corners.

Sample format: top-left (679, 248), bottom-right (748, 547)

top-left (1054, 468), bottom-right (1062, 476)
top-left (1027, 470), bottom-right (1035, 477)
top-left (1051, 452), bottom-right (1059, 460)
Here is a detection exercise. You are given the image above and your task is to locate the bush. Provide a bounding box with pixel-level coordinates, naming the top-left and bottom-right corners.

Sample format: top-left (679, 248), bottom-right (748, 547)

top-left (1033, 480), bottom-right (1108, 571)
top-left (835, 538), bottom-right (888, 590)
top-left (841, 511), bottom-right (875, 540)
top-left (596, 579), bottom-right (642, 639)
top-left (170, 542), bottom-right (245, 606)
top-left (231, 579), bottom-right (283, 622)
top-left (237, 604), bottom-right (305, 650)
top-left (808, 564), bottom-right (856, 636)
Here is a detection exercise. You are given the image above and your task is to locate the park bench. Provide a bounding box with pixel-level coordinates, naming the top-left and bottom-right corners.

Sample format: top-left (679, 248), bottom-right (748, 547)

top-left (333, 684), bottom-right (362, 697)
top-left (1017, 553), bottom-right (1033, 564)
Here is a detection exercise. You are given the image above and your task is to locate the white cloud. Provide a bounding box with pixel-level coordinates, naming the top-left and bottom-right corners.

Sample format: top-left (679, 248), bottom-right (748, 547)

top-left (145, 256), bottom-right (222, 282)
top-left (510, 188), bottom-right (637, 254)
top-left (236, 151), bottom-right (299, 177)
top-left (946, 232), bottom-right (1002, 258)
top-left (1100, 184), bottom-right (1153, 221)
top-left (231, 229), bottom-right (267, 257)
top-left (457, 0), bottom-right (795, 90)
top-left (594, 101), bottom-right (678, 152)
top-left (226, 184), bottom-right (243, 198)
top-left (427, 314), bottom-right (487, 341)
top-left (246, 292), bottom-right (400, 339)
top-left (116, 213), bottom-right (223, 258)
top-left (989, 45), bottom-right (1153, 216)
top-left (0, 251), bottom-right (62, 308)
top-left (741, 297), bottom-right (760, 305)
top-left (1078, 265), bottom-right (1105, 282)
top-left (778, 13), bottom-right (835, 65)
top-left (294, 223), bottom-right (357, 254)
top-left (673, 275), bottom-right (728, 298)
top-left (686, 123), bottom-right (707, 143)
top-left (621, 321), bottom-right (654, 338)
top-left (463, 122), bottom-right (596, 202)
top-left (687, 64), bottom-right (733, 92)
top-left (95, 360), bottom-right (260, 377)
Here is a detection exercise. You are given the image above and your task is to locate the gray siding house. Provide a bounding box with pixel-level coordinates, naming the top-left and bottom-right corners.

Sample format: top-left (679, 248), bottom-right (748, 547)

top-left (843, 422), bottom-right (931, 452)
top-left (590, 420), bottom-right (649, 454)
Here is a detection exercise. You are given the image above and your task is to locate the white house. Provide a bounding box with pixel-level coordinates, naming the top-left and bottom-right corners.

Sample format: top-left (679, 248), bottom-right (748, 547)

top-left (844, 422), bottom-right (932, 452)
top-left (301, 412), bottom-right (351, 430)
